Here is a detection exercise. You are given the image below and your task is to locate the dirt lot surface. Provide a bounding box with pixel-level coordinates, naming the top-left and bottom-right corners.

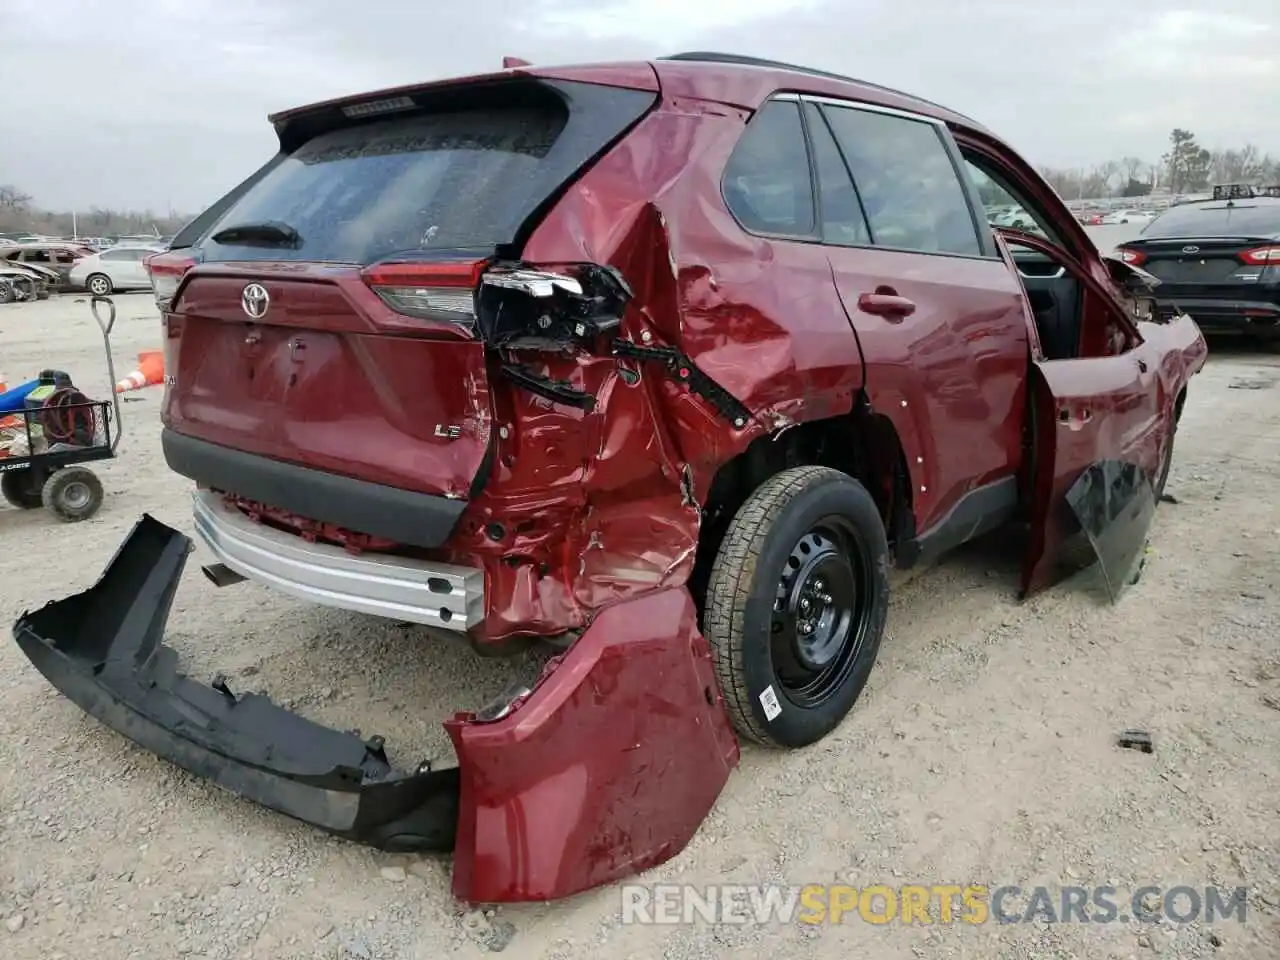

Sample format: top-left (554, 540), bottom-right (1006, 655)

top-left (1, 283), bottom-right (1278, 960)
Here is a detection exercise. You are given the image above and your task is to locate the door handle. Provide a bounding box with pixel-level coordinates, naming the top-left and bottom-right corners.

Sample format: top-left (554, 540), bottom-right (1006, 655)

top-left (858, 291), bottom-right (916, 318)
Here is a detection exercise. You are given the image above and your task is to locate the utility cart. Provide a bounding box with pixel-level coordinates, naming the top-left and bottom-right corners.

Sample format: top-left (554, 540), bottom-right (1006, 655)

top-left (0, 296), bottom-right (123, 521)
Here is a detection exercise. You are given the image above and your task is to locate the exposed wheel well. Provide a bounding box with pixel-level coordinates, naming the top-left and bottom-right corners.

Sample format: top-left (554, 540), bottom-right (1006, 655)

top-left (687, 401), bottom-right (912, 625)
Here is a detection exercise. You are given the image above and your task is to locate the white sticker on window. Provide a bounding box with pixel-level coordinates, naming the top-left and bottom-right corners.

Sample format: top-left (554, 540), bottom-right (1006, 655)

top-left (759, 685), bottom-right (782, 722)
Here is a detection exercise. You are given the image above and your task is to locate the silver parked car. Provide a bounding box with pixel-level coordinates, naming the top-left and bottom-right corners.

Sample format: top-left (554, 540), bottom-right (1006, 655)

top-left (68, 244), bottom-right (164, 295)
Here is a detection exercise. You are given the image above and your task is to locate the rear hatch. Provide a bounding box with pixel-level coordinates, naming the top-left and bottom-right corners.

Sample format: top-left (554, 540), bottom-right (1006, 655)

top-left (1117, 200), bottom-right (1280, 300)
top-left (157, 74), bottom-right (657, 504)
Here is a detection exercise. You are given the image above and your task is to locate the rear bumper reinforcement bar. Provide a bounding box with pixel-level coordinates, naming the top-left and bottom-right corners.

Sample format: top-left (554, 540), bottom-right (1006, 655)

top-left (193, 490), bottom-right (484, 631)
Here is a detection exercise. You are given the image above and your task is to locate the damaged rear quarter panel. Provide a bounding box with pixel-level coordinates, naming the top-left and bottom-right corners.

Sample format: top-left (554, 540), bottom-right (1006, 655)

top-left (450, 93), bottom-right (865, 640)
top-left (522, 99), bottom-right (864, 423)
top-left (451, 352), bottom-right (702, 639)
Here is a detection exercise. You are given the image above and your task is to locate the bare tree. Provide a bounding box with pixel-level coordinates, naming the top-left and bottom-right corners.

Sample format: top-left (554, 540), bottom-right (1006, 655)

top-left (0, 185), bottom-right (32, 211)
top-left (1121, 156), bottom-right (1146, 182)
top-left (1098, 160), bottom-right (1122, 197)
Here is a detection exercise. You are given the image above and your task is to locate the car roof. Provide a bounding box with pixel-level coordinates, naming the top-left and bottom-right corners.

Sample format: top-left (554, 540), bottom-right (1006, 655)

top-left (3, 240), bottom-right (89, 250)
top-left (271, 51), bottom-right (990, 138)
top-left (1161, 196), bottom-right (1280, 213)
top-left (653, 52), bottom-right (984, 128)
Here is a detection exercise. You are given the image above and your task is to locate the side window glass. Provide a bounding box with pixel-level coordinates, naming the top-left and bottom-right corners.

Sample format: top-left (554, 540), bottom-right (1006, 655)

top-left (26, 249), bottom-right (52, 263)
top-left (101, 250), bottom-right (124, 261)
top-left (803, 103), bottom-right (871, 246)
top-left (963, 160), bottom-right (1050, 240)
top-left (54, 250), bottom-right (77, 263)
top-left (821, 105), bottom-right (982, 256)
top-left (723, 100), bottom-right (815, 237)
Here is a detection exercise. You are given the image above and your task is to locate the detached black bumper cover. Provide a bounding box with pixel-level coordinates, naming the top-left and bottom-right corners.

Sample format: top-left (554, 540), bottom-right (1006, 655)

top-left (13, 514), bottom-right (459, 852)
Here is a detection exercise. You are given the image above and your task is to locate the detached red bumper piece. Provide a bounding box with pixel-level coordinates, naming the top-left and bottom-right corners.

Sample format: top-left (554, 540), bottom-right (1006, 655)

top-left (13, 515), bottom-right (740, 903)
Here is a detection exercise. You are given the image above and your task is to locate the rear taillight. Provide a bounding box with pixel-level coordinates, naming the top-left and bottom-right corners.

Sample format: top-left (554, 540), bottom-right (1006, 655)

top-left (361, 259), bottom-right (489, 325)
top-left (1118, 248), bottom-right (1146, 266)
top-left (144, 251), bottom-right (197, 309)
top-left (1239, 246), bottom-right (1280, 265)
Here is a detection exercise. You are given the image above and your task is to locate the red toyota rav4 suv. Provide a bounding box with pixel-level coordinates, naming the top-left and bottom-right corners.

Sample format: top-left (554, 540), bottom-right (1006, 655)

top-left (19, 52), bottom-right (1206, 904)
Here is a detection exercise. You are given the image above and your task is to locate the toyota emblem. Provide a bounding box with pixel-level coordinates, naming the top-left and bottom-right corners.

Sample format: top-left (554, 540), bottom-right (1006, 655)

top-left (1181, 245), bottom-right (1200, 254)
top-left (241, 283), bottom-right (270, 319)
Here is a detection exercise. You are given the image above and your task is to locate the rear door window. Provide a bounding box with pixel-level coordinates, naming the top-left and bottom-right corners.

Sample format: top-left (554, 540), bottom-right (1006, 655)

top-left (821, 104), bottom-right (982, 257)
top-left (722, 100), bottom-right (816, 237)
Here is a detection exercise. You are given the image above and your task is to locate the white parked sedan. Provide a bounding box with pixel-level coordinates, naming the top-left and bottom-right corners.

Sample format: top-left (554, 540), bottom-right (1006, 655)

top-left (1100, 209), bottom-right (1153, 225)
top-left (68, 245), bottom-right (163, 295)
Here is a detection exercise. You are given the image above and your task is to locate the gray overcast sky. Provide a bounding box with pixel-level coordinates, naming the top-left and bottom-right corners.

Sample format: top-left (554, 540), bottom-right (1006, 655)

top-left (5, 0), bottom-right (1277, 212)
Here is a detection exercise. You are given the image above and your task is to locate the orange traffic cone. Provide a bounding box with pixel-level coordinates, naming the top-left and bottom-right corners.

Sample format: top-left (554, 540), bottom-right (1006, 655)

top-left (116, 370), bottom-right (148, 392)
top-left (138, 350), bottom-right (164, 385)
top-left (116, 349), bottom-right (165, 393)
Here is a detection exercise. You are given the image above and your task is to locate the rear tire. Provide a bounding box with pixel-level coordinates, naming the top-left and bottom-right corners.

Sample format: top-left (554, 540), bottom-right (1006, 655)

top-left (86, 274), bottom-right (113, 296)
top-left (703, 466), bottom-right (890, 748)
top-left (42, 466), bottom-right (104, 522)
top-left (2, 469), bottom-right (45, 509)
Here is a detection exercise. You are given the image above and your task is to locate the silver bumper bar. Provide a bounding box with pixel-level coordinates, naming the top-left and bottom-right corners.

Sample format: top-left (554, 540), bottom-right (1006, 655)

top-left (191, 490), bottom-right (484, 632)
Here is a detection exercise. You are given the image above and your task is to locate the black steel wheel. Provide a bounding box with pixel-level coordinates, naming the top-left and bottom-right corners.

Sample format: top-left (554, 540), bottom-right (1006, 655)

top-left (704, 466), bottom-right (890, 748)
top-left (770, 521), bottom-right (871, 708)
top-left (42, 466), bottom-right (104, 522)
top-left (2, 468), bottom-right (45, 509)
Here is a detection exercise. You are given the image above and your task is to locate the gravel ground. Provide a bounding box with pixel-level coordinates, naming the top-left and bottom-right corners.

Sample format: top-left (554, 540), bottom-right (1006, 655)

top-left (1, 274), bottom-right (1277, 959)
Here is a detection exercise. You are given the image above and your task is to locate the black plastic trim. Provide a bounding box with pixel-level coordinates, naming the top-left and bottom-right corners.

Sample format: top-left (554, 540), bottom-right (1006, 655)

top-left (13, 515), bottom-right (460, 852)
top-left (161, 429), bottom-right (467, 549)
top-left (894, 475), bottom-right (1019, 570)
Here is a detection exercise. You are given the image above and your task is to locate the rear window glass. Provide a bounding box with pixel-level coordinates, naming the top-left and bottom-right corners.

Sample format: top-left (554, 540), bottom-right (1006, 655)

top-left (1141, 200), bottom-right (1280, 238)
top-left (198, 106), bottom-right (569, 264)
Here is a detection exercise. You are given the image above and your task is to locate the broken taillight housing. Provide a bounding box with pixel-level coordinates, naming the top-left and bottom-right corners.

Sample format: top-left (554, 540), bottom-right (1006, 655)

top-left (1239, 246), bottom-right (1280, 265)
top-left (361, 260), bottom-right (489, 325)
top-left (144, 251), bottom-right (197, 309)
top-left (1117, 248), bottom-right (1146, 266)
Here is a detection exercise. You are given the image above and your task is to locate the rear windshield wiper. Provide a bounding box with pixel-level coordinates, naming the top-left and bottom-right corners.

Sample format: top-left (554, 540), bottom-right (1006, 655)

top-left (209, 220), bottom-right (303, 248)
